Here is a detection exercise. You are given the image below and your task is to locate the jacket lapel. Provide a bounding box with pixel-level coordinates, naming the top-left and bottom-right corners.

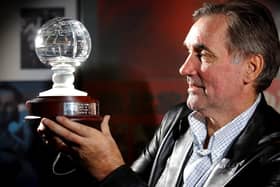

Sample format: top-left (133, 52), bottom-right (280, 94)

top-left (157, 130), bottom-right (193, 187)
top-left (203, 94), bottom-right (278, 186)
top-left (226, 95), bottom-right (268, 164)
top-left (203, 158), bottom-right (241, 187)
top-left (149, 104), bottom-right (192, 187)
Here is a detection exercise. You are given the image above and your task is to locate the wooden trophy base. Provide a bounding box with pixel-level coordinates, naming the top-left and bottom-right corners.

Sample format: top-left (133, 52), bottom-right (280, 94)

top-left (25, 96), bottom-right (103, 128)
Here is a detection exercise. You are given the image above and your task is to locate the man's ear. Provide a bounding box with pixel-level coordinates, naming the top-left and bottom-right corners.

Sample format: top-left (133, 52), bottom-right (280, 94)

top-left (243, 54), bottom-right (264, 84)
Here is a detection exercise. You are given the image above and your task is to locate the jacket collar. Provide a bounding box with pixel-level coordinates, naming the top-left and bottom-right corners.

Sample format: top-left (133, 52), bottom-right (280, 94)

top-left (177, 94), bottom-right (280, 164)
top-left (225, 93), bottom-right (280, 164)
top-left (204, 93), bottom-right (280, 187)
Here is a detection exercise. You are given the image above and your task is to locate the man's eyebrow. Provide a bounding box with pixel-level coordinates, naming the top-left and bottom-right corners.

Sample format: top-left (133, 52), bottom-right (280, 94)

top-left (193, 44), bottom-right (211, 53)
top-left (183, 43), bottom-right (216, 56)
top-left (194, 43), bottom-right (217, 59)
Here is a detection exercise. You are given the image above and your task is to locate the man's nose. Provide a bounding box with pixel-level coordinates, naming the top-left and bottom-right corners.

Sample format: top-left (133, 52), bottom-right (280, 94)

top-left (179, 54), bottom-right (197, 76)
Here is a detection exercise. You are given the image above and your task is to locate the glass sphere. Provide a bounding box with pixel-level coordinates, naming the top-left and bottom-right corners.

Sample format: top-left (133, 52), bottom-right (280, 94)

top-left (34, 17), bottom-right (92, 67)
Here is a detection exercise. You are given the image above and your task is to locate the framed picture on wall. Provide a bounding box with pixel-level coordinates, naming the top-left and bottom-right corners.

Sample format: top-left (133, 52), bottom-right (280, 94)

top-left (20, 8), bottom-right (65, 69)
top-left (0, 0), bottom-right (78, 81)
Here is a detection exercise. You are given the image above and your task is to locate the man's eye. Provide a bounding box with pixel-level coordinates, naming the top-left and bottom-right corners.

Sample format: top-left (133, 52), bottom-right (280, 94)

top-left (196, 53), bottom-right (204, 61)
top-left (197, 51), bottom-right (214, 63)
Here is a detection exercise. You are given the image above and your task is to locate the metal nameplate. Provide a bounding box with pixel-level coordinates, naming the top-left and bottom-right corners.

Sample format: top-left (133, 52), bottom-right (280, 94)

top-left (63, 102), bottom-right (97, 116)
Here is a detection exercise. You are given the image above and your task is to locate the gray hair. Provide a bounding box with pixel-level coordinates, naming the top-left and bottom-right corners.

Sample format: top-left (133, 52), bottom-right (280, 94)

top-left (193, 0), bottom-right (280, 92)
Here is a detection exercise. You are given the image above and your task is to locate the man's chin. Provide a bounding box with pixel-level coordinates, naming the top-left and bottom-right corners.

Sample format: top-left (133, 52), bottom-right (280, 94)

top-left (186, 96), bottom-right (202, 111)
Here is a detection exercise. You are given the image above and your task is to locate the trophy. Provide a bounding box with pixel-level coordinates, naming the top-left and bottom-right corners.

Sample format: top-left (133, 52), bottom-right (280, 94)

top-left (25, 17), bottom-right (102, 127)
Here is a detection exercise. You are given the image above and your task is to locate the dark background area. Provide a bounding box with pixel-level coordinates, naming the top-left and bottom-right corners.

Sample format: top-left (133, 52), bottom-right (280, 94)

top-left (0, 0), bottom-right (279, 186)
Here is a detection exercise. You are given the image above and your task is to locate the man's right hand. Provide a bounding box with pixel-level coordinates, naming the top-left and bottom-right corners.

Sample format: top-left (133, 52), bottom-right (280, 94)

top-left (37, 115), bottom-right (125, 181)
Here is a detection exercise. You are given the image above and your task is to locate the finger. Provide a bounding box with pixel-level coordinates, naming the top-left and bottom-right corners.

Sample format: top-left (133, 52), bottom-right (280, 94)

top-left (55, 116), bottom-right (98, 137)
top-left (41, 118), bottom-right (83, 145)
top-left (100, 115), bottom-right (112, 137)
top-left (37, 121), bottom-right (53, 142)
top-left (39, 125), bottom-right (75, 154)
top-left (25, 101), bottom-right (31, 111)
top-left (41, 134), bottom-right (49, 145)
top-left (52, 136), bottom-right (75, 154)
top-left (37, 121), bottom-right (47, 135)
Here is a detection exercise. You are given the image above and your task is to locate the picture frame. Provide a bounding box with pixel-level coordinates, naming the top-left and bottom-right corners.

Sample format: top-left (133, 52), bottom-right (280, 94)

top-left (0, 0), bottom-right (78, 81)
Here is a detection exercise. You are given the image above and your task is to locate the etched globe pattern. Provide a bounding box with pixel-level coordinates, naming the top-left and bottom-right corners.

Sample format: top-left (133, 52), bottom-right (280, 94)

top-left (34, 17), bottom-right (91, 67)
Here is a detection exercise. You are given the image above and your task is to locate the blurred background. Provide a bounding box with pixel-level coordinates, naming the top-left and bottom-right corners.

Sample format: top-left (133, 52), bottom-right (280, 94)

top-left (0, 0), bottom-right (279, 186)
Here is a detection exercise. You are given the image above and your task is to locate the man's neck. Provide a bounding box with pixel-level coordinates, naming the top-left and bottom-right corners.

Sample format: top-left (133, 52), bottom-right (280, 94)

top-left (203, 93), bottom-right (260, 137)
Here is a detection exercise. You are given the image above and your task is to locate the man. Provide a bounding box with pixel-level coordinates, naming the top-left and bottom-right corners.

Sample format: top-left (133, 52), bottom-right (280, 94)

top-left (0, 84), bottom-right (38, 186)
top-left (38, 0), bottom-right (280, 186)
top-left (0, 85), bottom-right (22, 130)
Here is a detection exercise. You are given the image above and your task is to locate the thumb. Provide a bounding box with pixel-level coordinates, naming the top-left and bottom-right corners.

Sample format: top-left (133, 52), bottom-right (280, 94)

top-left (101, 115), bottom-right (112, 137)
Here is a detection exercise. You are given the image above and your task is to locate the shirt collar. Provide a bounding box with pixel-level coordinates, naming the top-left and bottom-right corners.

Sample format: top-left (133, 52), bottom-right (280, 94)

top-left (188, 94), bottom-right (261, 163)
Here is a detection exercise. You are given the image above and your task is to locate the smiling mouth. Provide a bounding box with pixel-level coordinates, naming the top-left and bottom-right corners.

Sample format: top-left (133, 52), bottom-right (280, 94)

top-left (188, 84), bottom-right (205, 92)
top-left (186, 76), bottom-right (204, 87)
top-left (189, 83), bottom-right (203, 87)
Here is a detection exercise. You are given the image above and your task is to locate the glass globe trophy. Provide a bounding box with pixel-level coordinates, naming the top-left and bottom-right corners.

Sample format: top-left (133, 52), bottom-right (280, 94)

top-left (25, 17), bottom-right (102, 127)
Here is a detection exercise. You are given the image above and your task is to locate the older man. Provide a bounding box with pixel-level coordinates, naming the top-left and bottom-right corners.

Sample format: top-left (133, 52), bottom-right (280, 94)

top-left (39, 0), bottom-right (280, 186)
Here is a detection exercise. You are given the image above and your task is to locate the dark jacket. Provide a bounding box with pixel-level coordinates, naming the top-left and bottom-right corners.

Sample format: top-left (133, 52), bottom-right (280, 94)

top-left (101, 95), bottom-right (280, 187)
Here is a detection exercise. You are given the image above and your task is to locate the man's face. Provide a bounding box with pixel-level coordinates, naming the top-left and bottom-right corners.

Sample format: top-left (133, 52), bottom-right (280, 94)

top-left (179, 15), bottom-right (248, 115)
top-left (0, 90), bottom-right (18, 127)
